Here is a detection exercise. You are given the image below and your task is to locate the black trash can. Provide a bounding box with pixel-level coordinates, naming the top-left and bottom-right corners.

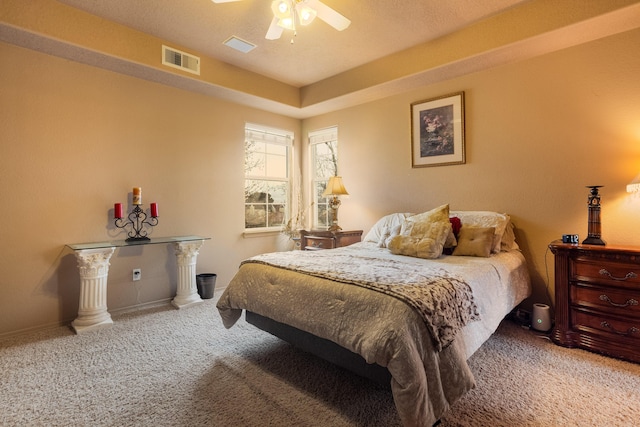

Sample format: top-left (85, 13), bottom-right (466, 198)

top-left (196, 273), bottom-right (217, 299)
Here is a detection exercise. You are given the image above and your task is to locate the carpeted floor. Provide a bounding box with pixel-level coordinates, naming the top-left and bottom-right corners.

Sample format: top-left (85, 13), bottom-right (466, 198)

top-left (1, 293), bottom-right (639, 426)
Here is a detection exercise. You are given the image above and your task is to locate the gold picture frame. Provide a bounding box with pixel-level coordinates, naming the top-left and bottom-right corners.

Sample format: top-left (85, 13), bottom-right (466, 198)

top-left (411, 92), bottom-right (465, 168)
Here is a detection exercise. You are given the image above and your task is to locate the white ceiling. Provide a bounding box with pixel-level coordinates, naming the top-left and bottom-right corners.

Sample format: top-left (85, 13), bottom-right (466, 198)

top-left (55, 0), bottom-right (530, 88)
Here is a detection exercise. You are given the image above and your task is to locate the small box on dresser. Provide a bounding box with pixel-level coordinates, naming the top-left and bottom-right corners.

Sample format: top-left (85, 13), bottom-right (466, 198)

top-left (299, 229), bottom-right (362, 251)
top-left (549, 241), bottom-right (640, 363)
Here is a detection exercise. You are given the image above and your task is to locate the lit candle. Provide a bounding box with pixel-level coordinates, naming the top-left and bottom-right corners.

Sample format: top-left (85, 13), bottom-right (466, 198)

top-left (133, 187), bottom-right (142, 205)
top-left (114, 203), bottom-right (123, 219)
top-left (150, 202), bottom-right (158, 218)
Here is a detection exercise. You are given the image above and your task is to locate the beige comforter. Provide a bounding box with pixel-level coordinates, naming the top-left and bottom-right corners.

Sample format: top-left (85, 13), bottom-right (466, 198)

top-left (239, 246), bottom-right (480, 351)
top-left (217, 242), bottom-right (530, 426)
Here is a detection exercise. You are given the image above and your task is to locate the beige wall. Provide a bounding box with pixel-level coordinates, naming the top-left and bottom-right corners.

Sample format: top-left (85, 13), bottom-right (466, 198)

top-left (2, 26), bottom-right (640, 335)
top-left (0, 41), bottom-right (299, 335)
top-left (305, 28), bottom-right (640, 308)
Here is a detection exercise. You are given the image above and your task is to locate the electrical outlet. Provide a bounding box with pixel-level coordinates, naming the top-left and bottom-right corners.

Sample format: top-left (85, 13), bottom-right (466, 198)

top-left (132, 268), bottom-right (141, 281)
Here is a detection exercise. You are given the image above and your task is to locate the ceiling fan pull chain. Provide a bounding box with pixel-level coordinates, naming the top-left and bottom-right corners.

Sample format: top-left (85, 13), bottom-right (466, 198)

top-left (291, 1), bottom-right (297, 44)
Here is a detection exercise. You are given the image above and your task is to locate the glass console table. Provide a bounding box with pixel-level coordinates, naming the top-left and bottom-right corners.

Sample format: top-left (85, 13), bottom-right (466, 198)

top-left (66, 236), bottom-right (210, 334)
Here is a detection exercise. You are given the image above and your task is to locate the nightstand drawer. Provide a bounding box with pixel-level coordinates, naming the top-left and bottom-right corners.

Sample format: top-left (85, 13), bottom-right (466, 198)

top-left (571, 285), bottom-right (640, 317)
top-left (572, 309), bottom-right (640, 342)
top-left (572, 259), bottom-right (640, 287)
top-left (304, 236), bottom-right (335, 250)
top-left (299, 230), bottom-right (363, 251)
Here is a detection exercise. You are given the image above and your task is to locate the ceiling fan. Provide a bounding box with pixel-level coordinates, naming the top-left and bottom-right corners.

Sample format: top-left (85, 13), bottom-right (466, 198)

top-left (212, 0), bottom-right (351, 40)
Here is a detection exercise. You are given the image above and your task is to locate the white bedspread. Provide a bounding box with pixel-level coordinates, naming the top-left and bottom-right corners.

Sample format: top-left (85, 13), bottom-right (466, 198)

top-left (217, 242), bottom-right (531, 426)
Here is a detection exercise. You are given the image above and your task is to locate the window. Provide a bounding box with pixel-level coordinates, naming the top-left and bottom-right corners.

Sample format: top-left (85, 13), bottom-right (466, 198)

top-left (309, 127), bottom-right (338, 229)
top-left (244, 124), bottom-right (293, 231)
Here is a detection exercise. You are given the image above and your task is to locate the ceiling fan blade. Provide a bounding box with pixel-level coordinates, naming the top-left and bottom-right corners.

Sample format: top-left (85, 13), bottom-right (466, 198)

top-left (306, 0), bottom-right (351, 31)
top-left (211, 0), bottom-right (242, 3)
top-left (265, 17), bottom-right (284, 40)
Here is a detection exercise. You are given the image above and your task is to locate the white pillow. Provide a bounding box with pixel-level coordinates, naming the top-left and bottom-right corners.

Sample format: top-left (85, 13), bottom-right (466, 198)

top-left (363, 212), bottom-right (414, 245)
top-left (384, 224), bottom-right (402, 248)
top-left (450, 211), bottom-right (510, 253)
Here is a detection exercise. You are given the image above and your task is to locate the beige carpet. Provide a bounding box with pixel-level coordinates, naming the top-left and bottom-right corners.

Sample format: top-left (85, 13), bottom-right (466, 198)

top-left (1, 293), bottom-right (638, 426)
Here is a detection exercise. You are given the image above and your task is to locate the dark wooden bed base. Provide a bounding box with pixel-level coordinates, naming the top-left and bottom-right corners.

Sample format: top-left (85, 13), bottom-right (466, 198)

top-left (246, 311), bottom-right (392, 386)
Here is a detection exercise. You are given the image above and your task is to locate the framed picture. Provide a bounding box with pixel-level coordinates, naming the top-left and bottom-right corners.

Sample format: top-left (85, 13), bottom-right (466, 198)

top-left (411, 92), bottom-right (465, 168)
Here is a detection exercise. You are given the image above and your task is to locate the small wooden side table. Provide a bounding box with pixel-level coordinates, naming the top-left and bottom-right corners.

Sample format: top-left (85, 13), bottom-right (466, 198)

top-left (299, 229), bottom-right (363, 251)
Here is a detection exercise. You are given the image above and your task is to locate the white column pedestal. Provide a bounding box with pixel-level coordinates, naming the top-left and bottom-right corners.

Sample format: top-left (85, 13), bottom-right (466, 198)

top-left (71, 247), bottom-right (115, 334)
top-left (171, 240), bottom-right (204, 309)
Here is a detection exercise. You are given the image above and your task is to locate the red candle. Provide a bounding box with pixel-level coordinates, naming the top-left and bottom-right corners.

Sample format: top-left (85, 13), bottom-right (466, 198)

top-left (114, 203), bottom-right (123, 219)
top-left (150, 202), bottom-right (158, 218)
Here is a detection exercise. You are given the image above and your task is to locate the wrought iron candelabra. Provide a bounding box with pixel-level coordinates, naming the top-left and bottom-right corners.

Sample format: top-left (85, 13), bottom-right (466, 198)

top-left (114, 188), bottom-right (159, 242)
top-left (115, 204), bottom-right (158, 242)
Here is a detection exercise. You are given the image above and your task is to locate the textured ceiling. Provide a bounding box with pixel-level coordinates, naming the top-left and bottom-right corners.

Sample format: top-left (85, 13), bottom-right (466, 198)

top-left (55, 0), bottom-right (530, 87)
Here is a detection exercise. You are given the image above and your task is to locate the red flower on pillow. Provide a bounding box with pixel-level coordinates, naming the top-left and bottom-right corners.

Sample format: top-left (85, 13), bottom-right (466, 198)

top-left (449, 216), bottom-right (462, 237)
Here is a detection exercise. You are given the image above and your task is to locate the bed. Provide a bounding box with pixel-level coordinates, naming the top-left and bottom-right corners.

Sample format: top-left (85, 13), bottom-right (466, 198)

top-left (217, 206), bottom-right (531, 426)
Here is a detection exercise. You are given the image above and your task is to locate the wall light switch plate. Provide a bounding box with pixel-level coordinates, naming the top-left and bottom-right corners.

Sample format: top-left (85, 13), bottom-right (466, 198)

top-left (133, 268), bottom-right (141, 281)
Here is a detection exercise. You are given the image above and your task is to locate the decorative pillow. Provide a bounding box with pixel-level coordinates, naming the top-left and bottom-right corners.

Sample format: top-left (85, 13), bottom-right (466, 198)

top-left (500, 220), bottom-right (520, 251)
top-left (450, 211), bottom-right (510, 253)
top-left (398, 204), bottom-right (451, 258)
top-left (400, 204), bottom-right (450, 236)
top-left (452, 226), bottom-right (495, 257)
top-left (388, 221), bottom-right (450, 259)
top-left (363, 212), bottom-right (414, 244)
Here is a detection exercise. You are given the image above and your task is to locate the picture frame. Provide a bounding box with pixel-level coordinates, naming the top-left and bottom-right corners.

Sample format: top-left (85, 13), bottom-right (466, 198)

top-left (410, 92), bottom-right (465, 168)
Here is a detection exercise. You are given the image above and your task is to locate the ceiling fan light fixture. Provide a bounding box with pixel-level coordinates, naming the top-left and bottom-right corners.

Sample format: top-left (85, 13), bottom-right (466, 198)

top-left (214, 0), bottom-right (350, 41)
top-left (277, 16), bottom-right (295, 30)
top-left (296, 5), bottom-right (317, 26)
top-left (271, 0), bottom-right (292, 20)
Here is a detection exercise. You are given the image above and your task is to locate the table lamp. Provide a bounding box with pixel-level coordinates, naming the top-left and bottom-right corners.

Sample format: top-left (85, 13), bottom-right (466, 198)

top-left (322, 176), bottom-right (349, 231)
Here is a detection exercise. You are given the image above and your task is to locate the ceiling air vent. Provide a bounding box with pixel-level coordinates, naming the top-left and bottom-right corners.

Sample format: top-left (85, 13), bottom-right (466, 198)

top-left (223, 36), bottom-right (256, 54)
top-left (162, 45), bottom-right (200, 75)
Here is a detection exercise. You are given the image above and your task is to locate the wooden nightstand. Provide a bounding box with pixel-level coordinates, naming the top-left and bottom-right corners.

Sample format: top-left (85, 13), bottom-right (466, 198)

top-left (549, 241), bottom-right (640, 363)
top-left (299, 229), bottom-right (363, 251)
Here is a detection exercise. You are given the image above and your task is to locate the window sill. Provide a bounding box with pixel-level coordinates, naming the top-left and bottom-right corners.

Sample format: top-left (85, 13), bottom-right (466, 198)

top-left (243, 228), bottom-right (281, 238)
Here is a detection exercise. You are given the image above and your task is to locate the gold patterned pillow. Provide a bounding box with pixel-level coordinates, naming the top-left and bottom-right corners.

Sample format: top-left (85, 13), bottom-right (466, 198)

top-left (397, 204), bottom-right (452, 257)
top-left (388, 220), bottom-right (450, 259)
top-left (400, 204), bottom-right (449, 236)
top-left (452, 226), bottom-right (495, 257)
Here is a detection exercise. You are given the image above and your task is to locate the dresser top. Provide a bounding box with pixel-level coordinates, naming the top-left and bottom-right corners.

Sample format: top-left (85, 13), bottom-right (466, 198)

top-left (549, 240), bottom-right (640, 256)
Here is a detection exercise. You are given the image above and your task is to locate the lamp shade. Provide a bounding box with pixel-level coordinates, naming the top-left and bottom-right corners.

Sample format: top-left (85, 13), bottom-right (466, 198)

top-left (322, 176), bottom-right (349, 197)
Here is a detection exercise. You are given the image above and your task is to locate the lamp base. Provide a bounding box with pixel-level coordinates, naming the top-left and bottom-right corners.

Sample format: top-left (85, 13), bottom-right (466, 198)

top-left (582, 236), bottom-right (606, 246)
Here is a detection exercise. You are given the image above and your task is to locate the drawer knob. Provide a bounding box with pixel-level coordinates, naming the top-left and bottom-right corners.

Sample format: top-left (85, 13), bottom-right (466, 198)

top-left (598, 269), bottom-right (638, 281)
top-left (599, 294), bottom-right (639, 308)
top-left (600, 321), bottom-right (640, 337)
